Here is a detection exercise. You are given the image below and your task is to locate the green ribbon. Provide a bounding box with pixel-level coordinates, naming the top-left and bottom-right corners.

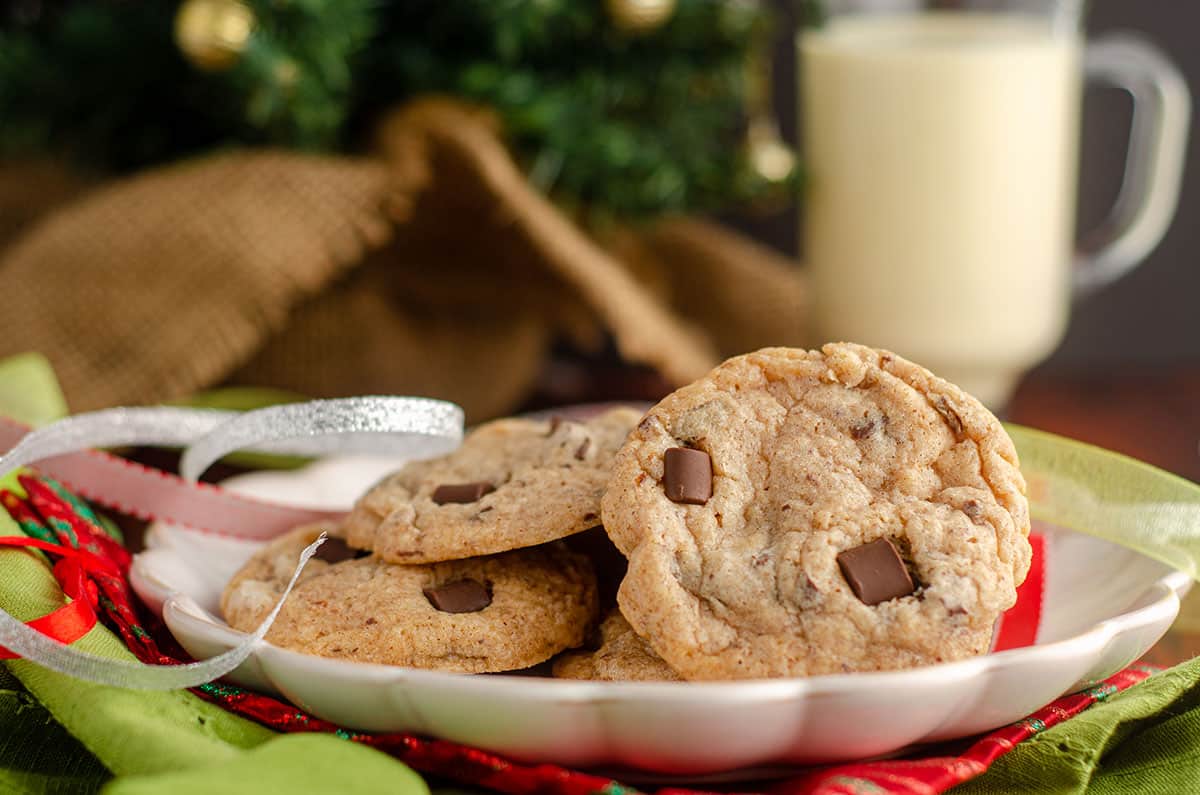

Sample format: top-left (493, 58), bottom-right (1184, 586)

top-left (0, 353), bottom-right (68, 427)
top-left (1009, 424), bottom-right (1200, 580)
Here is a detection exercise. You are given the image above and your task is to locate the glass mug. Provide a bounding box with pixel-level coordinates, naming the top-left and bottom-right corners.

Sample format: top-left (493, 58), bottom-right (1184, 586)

top-left (799, 0), bottom-right (1190, 407)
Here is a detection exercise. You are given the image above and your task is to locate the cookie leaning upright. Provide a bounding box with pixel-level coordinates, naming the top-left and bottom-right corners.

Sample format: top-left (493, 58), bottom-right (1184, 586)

top-left (602, 344), bottom-right (1031, 680)
top-left (342, 407), bottom-right (642, 563)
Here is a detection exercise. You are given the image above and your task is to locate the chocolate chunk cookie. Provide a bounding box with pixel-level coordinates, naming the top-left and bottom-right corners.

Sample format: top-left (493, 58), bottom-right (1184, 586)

top-left (602, 344), bottom-right (1031, 680)
top-left (553, 610), bottom-right (681, 682)
top-left (341, 407), bottom-right (641, 563)
top-left (221, 526), bottom-right (598, 672)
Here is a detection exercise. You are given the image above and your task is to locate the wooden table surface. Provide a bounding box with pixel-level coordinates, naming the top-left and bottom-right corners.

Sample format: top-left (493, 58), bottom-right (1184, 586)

top-left (1009, 366), bottom-right (1200, 667)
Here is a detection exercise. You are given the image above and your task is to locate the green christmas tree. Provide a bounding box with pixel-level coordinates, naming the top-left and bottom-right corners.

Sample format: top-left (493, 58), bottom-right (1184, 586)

top-left (0, 0), bottom-right (790, 217)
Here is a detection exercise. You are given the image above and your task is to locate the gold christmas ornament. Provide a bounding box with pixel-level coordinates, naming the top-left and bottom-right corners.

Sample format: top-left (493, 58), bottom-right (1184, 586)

top-left (741, 7), bottom-right (796, 187)
top-left (747, 118), bottom-right (797, 184)
top-left (606, 0), bottom-right (677, 34)
top-left (175, 0), bottom-right (255, 71)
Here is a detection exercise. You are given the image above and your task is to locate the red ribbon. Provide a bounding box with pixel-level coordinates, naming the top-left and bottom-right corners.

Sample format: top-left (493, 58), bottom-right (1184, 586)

top-left (992, 533), bottom-right (1046, 652)
top-left (0, 535), bottom-right (116, 659)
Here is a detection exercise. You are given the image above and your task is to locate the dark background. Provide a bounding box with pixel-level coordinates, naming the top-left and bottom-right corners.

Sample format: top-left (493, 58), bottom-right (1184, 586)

top-left (738, 0), bottom-right (1199, 370)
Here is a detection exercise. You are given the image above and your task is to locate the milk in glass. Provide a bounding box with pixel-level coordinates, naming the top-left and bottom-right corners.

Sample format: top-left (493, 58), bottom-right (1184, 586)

top-left (801, 13), bottom-right (1082, 406)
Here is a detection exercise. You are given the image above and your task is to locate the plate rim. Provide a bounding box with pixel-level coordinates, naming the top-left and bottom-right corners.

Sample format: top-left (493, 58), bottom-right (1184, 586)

top-left (141, 526), bottom-right (1187, 699)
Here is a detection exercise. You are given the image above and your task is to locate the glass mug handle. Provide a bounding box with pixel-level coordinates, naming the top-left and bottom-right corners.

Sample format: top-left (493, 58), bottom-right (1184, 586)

top-left (1076, 34), bottom-right (1191, 295)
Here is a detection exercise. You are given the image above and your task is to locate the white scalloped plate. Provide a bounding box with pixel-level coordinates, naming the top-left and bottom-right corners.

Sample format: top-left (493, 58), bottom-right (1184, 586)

top-left (130, 455), bottom-right (1189, 778)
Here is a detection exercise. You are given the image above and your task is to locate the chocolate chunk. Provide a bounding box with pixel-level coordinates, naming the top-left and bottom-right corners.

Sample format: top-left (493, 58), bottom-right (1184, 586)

top-left (932, 396), bottom-right (965, 439)
top-left (851, 417), bottom-right (880, 440)
top-left (546, 416), bottom-right (565, 436)
top-left (663, 447), bottom-right (712, 505)
top-left (837, 538), bottom-right (915, 606)
top-left (423, 578), bottom-right (492, 613)
top-left (432, 482), bottom-right (495, 504)
top-left (574, 438), bottom-right (591, 460)
top-left (313, 537), bottom-right (369, 564)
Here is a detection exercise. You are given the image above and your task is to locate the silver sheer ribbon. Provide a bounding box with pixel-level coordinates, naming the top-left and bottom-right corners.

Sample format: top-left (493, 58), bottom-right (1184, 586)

top-left (0, 396), bottom-right (463, 689)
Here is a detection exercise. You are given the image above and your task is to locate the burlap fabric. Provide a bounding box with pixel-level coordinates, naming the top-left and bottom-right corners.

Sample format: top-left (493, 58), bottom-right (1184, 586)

top-left (0, 99), bottom-right (807, 421)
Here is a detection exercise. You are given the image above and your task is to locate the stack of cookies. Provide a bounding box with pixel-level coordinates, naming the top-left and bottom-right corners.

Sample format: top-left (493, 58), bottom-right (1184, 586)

top-left (221, 343), bottom-right (1032, 680)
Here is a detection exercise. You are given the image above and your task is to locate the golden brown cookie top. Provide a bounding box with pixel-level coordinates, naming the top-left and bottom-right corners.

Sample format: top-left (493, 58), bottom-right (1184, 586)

top-left (602, 344), bottom-right (1030, 680)
top-left (341, 407), bottom-right (642, 563)
top-left (221, 526), bottom-right (598, 673)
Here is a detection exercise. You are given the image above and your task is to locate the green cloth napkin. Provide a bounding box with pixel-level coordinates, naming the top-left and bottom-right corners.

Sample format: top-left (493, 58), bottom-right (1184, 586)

top-left (954, 656), bottom-right (1200, 794)
top-left (0, 353), bottom-right (68, 427)
top-left (0, 475), bottom-right (277, 777)
top-left (0, 478), bottom-right (428, 795)
top-left (0, 665), bottom-right (109, 794)
top-left (101, 734), bottom-right (428, 795)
